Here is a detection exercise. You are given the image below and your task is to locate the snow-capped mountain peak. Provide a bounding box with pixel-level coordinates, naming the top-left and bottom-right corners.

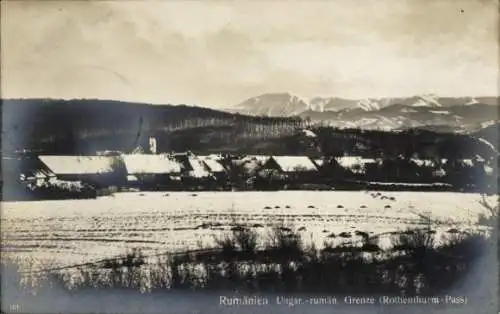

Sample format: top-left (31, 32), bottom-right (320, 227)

top-left (410, 95), bottom-right (442, 108)
top-left (232, 93), bottom-right (498, 133)
top-left (357, 99), bottom-right (380, 111)
top-left (236, 92), bottom-right (309, 117)
top-left (308, 98), bottom-right (328, 112)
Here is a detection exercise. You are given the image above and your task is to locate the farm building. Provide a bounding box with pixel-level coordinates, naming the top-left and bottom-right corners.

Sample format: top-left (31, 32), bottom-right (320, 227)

top-left (2, 156), bottom-right (56, 187)
top-left (335, 156), bottom-right (379, 175)
top-left (241, 155), bottom-right (271, 165)
top-left (20, 166), bottom-right (57, 187)
top-left (260, 156), bottom-right (318, 183)
top-left (461, 159), bottom-right (474, 167)
top-left (121, 154), bottom-right (182, 187)
top-left (198, 155), bottom-right (227, 179)
top-left (267, 156), bottom-right (318, 173)
top-left (187, 157), bottom-right (213, 179)
top-left (432, 168), bottom-right (447, 178)
top-left (410, 158), bottom-right (436, 168)
top-left (39, 155), bottom-right (124, 187)
top-left (171, 152), bottom-right (212, 179)
top-left (311, 157), bottom-right (351, 183)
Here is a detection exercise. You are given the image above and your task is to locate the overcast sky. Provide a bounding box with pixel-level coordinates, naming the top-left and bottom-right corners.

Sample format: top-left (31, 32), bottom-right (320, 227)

top-left (1, 0), bottom-right (498, 107)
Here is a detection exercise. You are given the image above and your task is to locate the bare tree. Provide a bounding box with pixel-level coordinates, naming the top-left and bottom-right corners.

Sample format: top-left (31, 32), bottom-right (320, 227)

top-left (480, 195), bottom-right (498, 214)
top-left (479, 193), bottom-right (499, 297)
top-left (479, 194), bottom-right (499, 233)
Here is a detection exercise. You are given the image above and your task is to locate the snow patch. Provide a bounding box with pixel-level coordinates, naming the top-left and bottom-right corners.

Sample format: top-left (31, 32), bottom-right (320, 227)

top-left (272, 156), bottom-right (318, 172)
top-left (357, 99), bottom-right (380, 111)
top-left (411, 99), bottom-right (433, 108)
top-left (122, 154), bottom-right (182, 175)
top-left (301, 129), bottom-right (318, 138)
top-left (401, 108), bottom-right (418, 113)
top-left (409, 95), bottom-right (442, 108)
top-left (477, 137), bottom-right (499, 155)
top-left (480, 120), bottom-right (497, 128)
top-left (429, 110), bottom-right (450, 115)
top-left (419, 94), bottom-right (442, 107)
top-left (465, 98), bottom-right (479, 106)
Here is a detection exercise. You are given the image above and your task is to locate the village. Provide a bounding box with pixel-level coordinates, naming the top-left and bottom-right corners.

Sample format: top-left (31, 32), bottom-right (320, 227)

top-left (1, 135), bottom-right (497, 200)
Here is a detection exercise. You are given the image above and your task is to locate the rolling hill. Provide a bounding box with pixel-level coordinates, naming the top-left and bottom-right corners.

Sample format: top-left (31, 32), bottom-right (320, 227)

top-left (1, 99), bottom-right (303, 155)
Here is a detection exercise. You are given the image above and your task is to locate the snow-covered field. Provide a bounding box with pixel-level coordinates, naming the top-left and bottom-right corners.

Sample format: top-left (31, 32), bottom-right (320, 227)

top-left (1, 191), bottom-right (494, 268)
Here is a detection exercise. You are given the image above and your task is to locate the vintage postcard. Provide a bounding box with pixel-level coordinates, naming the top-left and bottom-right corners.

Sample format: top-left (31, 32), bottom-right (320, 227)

top-left (1, 1), bottom-right (498, 313)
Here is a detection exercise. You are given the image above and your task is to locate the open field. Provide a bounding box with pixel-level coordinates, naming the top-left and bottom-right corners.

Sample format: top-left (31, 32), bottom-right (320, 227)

top-left (1, 191), bottom-right (494, 269)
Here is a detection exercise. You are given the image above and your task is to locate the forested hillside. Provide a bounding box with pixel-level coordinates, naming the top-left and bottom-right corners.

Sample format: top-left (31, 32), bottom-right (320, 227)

top-left (1, 99), bottom-right (497, 161)
top-left (1, 99), bottom-right (303, 154)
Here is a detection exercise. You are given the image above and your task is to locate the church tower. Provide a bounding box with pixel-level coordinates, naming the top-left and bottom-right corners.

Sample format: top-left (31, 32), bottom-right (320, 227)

top-left (149, 136), bottom-right (157, 154)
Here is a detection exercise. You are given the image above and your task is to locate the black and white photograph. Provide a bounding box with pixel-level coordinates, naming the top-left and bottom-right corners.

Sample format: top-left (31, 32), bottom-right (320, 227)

top-left (1, 1), bottom-right (499, 313)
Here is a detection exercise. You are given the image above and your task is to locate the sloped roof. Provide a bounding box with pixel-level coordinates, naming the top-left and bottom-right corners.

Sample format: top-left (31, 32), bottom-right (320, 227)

top-left (242, 155), bottom-right (271, 164)
top-left (201, 158), bottom-right (226, 173)
top-left (198, 154), bottom-right (224, 160)
top-left (271, 156), bottom-right (318, 172)
top-left (38, 168), bottom-right (56, 177)
top-left (33, 170), bottom-right (48, 179)
top-left (484, 165), bottom-right (494, 175)
top-left (334, 157), bottom-right (377, 167)
top-left (410, 159), bottom-right (436, 167)
top-left (171, 151), bottom-right (194, 158)
top-left (335, 156), bottom-right (363, 169)
top-left (40, 156), bottom-right (116, 175)
top-left (3, 156), bottom-right (56, 180)
top-left (187, 157), bottom-right (212, 178)
top-left (461, 159), bottom-right (474, 167)
top-left (334, 156), bottom-right (377, 174)
top-left (122, 154), bottom-right (182, 174)
top-left (313, 159), bottom-right (325, 167)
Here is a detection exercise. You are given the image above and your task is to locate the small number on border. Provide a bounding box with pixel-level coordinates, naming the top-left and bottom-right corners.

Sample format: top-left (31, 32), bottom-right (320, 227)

top-left (9, 304), bottom-right (21, 312)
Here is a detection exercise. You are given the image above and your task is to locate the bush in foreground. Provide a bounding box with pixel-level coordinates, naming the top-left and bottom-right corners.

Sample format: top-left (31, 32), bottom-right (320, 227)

top-left (5, 222), bottom-right (493, 297)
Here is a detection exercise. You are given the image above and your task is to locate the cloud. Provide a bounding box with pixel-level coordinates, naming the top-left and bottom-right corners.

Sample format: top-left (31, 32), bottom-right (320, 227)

top-left (1, 0), bottom-right (498, 107)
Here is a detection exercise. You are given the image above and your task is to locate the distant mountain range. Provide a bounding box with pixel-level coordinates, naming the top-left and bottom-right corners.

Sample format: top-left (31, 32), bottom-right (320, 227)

top-left (1, 98), bottom-right (498, 158)
top-left (229, 93), bottom-right (499, 133)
